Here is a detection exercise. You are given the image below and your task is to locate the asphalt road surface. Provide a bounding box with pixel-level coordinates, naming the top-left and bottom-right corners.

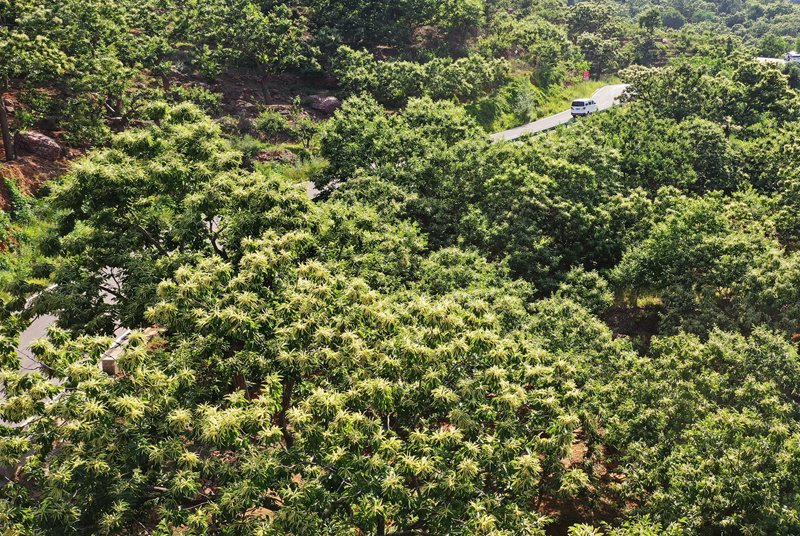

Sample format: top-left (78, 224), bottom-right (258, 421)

top-left (16, 312), bottom-right (58, 376)
top-left (757, 56), bottom-right (788, 65)
top-left (491, 83), bottom-right (629, 141)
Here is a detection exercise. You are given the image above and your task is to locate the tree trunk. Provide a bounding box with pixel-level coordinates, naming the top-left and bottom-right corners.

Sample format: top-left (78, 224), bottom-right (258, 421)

top-left (260, 76), bottom-right (273, 105)
top-left (278, 378), bottom-right (295, 448)
top-left (226, 339), bottom-right (251, 400)
top-left (0, 95), bottom-right (14, 162)
top-left (257, 63), bottom-right (273, 105)
top-left (232, 373), bottom-right (252, 400)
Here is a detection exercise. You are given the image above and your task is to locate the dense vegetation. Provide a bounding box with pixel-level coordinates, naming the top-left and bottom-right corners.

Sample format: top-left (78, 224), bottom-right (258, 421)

top-left (2, 0), bottom-right (800, 535)
top-left (2, 0), bottom-right (800, 147)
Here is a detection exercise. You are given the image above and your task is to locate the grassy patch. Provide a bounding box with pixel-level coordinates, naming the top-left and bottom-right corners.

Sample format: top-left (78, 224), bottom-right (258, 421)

top-left (0, 202), bottom-right (55, 302)
top-left (468, 75), bottom-right (623, 133)
top-left (535, 76), bottom-right (621, 119)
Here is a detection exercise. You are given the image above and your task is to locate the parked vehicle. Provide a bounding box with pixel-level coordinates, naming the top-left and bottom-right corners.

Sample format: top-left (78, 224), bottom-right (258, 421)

top-left (571, 98), bottom-right (598, 117)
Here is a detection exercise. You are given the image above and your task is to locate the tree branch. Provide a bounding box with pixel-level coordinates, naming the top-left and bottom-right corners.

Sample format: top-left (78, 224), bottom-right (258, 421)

top-left (114, 217), bottom-right (170, 257)
top-left (206, 219), bottom-right (228, 260)
top-left (98, 284), bottom-right (123, 299)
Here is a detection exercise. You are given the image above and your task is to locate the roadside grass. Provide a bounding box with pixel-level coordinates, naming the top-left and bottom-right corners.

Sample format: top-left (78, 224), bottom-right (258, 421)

top-left (0, 203), bottom-right (54, 302)
top-left (468, 74), bottom-right (623, 133)
top-left (536, 76), bottom-right (621, 119)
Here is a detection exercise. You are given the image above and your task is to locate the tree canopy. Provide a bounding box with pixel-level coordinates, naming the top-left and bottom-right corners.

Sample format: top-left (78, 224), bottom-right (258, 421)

top-left (2, 0), bottom-right (800, 534)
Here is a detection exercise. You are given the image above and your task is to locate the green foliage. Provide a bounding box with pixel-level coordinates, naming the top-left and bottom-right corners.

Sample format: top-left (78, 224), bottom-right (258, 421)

top-left (0, 0), bottom-right (318, 147)
top-left (620, 59), bottom-right (799, 127)
top-left (254, 109), bottom-right (290, 137)
top-left (306, 0), bottom-right (423, 48)
top-left (3, 0), bottom-right (799, 150)
top-left (6, 3), bottom-right (800, 535)
top-left (24, 103), bottom-right (312, 334)
top-left (2, 209), bottom-right (633, 534)
top-left (479, 13), bottom-right (576, 87)
top-left (612, 191), bottom-right (800, 337)
top-left (1, 173), bottom-right (32, 222)
top-left (0, 0), bottom-right (171, 145)
top-left (661, 7), bottom-right (686, 29)
top-left (576, 31), bottom-right (627, 75)
top-left (601, 328), bottom-right (800, 534)
top-left (231, 134), bottom-right (268, 165)
top-left (567, 0), bottom-right (620, 38)
top-left (169, 85), bottom-right (223, 115)
top-left (334, 46), bottom-right (511, 107)
top-left (638, 8), bottom-right (661, 33)
top-left (321, 95), bottom-right (647, 289)
top-left (759, 32), bottom-right (789, 57)
top-left (189, 0), bottom-right (318, 76)
top-left (293, 115), bottom-right (322, 149)
top-left (319, 94), bottom-right (487, 186)
top-left (556, 267), bottom-right (613, 315)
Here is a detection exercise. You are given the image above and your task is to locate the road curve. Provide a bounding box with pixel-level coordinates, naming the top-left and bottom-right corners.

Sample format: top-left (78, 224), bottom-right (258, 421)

top-left (491, 83), bottom-right (629, 142)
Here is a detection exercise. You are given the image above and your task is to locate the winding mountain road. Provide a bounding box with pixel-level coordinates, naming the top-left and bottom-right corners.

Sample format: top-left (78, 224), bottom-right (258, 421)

top-left (491, 83), bottom-right (629, 141)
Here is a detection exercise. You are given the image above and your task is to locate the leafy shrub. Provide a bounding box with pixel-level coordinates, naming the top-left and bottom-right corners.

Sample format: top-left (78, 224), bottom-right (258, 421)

top-left (294, 116), bottom-right (321, 148)
top-left (0, 209), bottom-right (11, 246)
top-left (557, 267), bottom-right (613, 314)
top-left (60, 96), bottom-right (113, 147)
top-left (602, 328), bottom-right (800, 535)
top-left (229, 135), bottom-right (266, 165)
top-left (507, 78), bottom-right (543, 124)
top-left (170, 85), bottom-right (222, 115)
top-left (2, 173), bottom-right (31, 222)
top-left (194, 44), bottom-right (221, 81)
top-left (254, 109), bottom-right (290, 136)
top-left (662, 7), bottom-right (686, 29)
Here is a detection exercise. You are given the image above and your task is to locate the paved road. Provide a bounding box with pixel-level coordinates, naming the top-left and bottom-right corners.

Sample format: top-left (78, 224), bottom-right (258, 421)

top-left (16, 313), bottom-right (58, 375)
top-left (757, 56), bottom-right (788, 65)
top-left (491, 83), bottom-right (629, 141)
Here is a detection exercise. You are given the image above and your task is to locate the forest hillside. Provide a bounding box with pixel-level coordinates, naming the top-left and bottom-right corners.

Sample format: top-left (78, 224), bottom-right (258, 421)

top-left (1, 0), bottom-right (800, 535)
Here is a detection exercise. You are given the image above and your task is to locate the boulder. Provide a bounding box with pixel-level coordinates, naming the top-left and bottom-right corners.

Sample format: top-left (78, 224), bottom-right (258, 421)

top-left (309, 94), bottom-right (341, 114)
top-left (254, 149), bottom-right (296, 164)
top-left (14, 131), bottom-right (63, 160)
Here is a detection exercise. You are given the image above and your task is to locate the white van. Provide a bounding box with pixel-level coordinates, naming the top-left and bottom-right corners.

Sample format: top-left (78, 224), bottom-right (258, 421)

top-left (784, 51), bottom-right (800, 62)
top-left (571, 98), bottom-right (598, 117)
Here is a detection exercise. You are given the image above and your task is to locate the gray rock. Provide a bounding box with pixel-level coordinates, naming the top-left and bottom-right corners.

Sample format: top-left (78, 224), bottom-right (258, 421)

top-left (14, 131), bottom-right (63, 160)
top-left (309, 95), bottom-right (342, 114)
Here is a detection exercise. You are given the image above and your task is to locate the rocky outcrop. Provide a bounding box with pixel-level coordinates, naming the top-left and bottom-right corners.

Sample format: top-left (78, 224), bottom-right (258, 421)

top-left (309, 95), bottom-right (341, 114)
top-left (14, 131), bottom-right (63, 161)
top-left (254, 148), bottom-right (296, 164)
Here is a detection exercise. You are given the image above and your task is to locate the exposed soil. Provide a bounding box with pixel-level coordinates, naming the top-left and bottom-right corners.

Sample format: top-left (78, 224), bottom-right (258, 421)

top-left (0, 150), bottom-right (72, 209)
top-left (1, 90), bottom-right (75, 208)
top-left (212, 70), bottom-right (338, 121)
top-left (539, 430), bottom-right (626, 535)
top-left (602, 304), bottom-right (664, 351)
